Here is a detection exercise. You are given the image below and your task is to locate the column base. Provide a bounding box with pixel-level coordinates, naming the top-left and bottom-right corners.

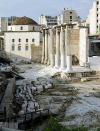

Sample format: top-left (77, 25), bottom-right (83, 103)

top-left (80, 62), bottom-right (90, 68)
top-left (84, 62), bottom-right (90, 68)
top-left (50, 64), bottom-right (55, 68)
top-left (41, 60), bottom-right (44, 64)
top-left (60, 67), bottom-right (66, 71)
top-left (44, 59), bottom-right (48, 64)
top-left (66, 67), bottom-right (73, 73)
top-left (54, 66), bottom-right (60, 70)
top-left (47, 60), bottom-right (50, 66)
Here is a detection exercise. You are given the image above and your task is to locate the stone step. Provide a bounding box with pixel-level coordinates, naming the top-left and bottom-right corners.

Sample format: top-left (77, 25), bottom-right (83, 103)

top-left (81, 76), bottom-right (99, 82)
top-left (0, 122), bottom-right (18, 130)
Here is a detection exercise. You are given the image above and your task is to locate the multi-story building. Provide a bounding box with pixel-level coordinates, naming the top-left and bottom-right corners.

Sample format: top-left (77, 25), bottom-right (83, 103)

top-left (87, 0), bottom-right (100, 35)
top-left (39, 15), bottom-right (58, 27)
top-left (57, 9), bottom-right (81, 25)
top-left (0, 17), bottom-right (8, 32)
top-left (8, 16), bottom-right (18, 25)
top-left (0, 16), bottom-right (18, 32)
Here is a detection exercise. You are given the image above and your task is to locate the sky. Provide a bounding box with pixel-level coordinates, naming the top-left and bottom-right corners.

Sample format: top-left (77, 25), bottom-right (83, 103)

top-left (0, 0), bottom-right (94, 22)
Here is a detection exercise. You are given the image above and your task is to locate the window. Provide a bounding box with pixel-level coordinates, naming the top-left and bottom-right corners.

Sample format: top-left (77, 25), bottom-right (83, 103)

top-left (25, 44), bottom-right (28, 50)
top-left (33, 27), bottom-right (34, 31)
top-left (19, 38), bottom-right (21, 42)
top-left (97, 1), bottom-right (99, 5)
top-left (70, 16), bottom-right (72, 19)
top-left (97, 14), bottom-right (98, 17)
top-left (12, 44), bottom-right (15, 51)
top-left (97, 8), bottom-right (98, 11)
top-left (97, 25), bottom-right (98, 29)
top-left (70, 11), bottom-right (72, 14)
top-left (32, 38), bottom-right (35, 42)
top-left (20, 26), bottom-right (23, 30)
top-left (12, 39), bottom-right (15, 42)
top-left (26, 39), bottom-right (28, 42)
top-left (18, 44), bottom-right (21, 51)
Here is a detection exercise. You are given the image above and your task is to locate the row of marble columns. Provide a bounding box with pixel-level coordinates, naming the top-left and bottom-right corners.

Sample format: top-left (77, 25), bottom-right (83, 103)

top-left (41, 25), bottom-right (73, 71)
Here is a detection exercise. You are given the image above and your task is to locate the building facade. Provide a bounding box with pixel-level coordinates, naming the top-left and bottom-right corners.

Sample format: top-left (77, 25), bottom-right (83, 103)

top-left (0, 17), bottom-right (8, 32)
top-left (3, 17), bottom-right (42, 62)
top-left (39, 15), bottom-right (58, 27)
top-left (57, 9), bottom-right (81, 25)
top-left (87, 0), bottom-right (100, 35)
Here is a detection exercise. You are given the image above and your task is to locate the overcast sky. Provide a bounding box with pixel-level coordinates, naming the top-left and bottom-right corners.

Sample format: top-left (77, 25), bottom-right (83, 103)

top-left (0, 0), bottom-right (94, 22)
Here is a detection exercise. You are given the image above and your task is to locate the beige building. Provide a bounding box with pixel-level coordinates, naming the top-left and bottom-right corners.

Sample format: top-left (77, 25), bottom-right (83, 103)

top-left (58, 9), bottom-right (81, 25)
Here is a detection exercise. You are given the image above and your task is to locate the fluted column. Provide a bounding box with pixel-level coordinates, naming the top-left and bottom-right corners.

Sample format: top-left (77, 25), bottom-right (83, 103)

top-left (44, 29), bottom-right (48, 64)
top-left (64, 27), bottom-right (67, 67)
top-left (41, 29), bottom-right (45, 64)
top-left (60, 26), bottom-right (65, 69)
top-left (55, 28), bottom-right (60, 68)
top-left (49, 29), bottom-right (55, 67)
top-left (65, 26), bottom-right (73, 72)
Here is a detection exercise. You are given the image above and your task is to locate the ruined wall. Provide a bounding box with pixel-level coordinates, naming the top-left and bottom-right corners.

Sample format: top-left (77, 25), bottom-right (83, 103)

top-left (70, 29), bottom-right (79, 58)
top-left (69, 28), bottom-right (80, 65)
top-left (31, 44), bottom-right (42, 63)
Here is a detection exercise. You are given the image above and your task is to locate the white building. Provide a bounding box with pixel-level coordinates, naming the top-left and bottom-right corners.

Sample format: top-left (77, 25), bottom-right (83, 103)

top-left (3, 16), bottom-right (42, 61)
top-left (58, 9), bottom-right (81, 25)
top-left (87, 0), bottom-right (100, 35)
top-left (0, 17), bottom-right (8, 32)
top-left (39, 15), bottom-right (57, 27)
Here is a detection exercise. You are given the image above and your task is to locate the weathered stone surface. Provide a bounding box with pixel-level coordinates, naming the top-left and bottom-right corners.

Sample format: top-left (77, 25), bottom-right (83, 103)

top-left (81, 78), bottom-right (90, 82)
top-left (15, 77), bottom-right (54, 115)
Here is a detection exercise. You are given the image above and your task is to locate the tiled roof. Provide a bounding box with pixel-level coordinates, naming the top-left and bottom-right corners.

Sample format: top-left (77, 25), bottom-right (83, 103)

top-left (13, 16), bottom-right (38, 25)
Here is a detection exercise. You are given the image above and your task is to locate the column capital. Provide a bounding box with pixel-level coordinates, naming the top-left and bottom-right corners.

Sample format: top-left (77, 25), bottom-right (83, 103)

top-left (56, 27), bottom-right (61, 33)
top-left (45, 29), bottom-right (49, 34)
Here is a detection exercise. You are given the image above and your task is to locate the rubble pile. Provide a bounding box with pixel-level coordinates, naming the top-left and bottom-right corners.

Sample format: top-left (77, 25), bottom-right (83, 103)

top-left (0, 63), bottom-right (12, 72)
top-left (15, 77), bottom-right (54, 115)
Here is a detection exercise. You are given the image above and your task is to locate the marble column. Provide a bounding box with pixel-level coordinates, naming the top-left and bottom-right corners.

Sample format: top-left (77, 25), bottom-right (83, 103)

top-left (44, 29), bottom-right (48, 64)
top-left (65, 26), bottom-right (73, 72)
top-left (41, 30), bottom-right (45, 64)
top-left (64, 26), bottom-right (67, 67)
top-left (60, 26), bottom-right (65, 69)
top-left (55, 28), bottom-right (60, 68)
top-left (79, 28), bottom-right (90, 68)
top-left (49, 29), bottom-right (55, 67)
top-left (66, 55), bottom-right (72, 72)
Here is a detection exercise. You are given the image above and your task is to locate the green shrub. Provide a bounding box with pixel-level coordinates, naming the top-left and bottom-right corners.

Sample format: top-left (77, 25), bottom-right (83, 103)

top-left (44, 117), bottom-right (88, 131)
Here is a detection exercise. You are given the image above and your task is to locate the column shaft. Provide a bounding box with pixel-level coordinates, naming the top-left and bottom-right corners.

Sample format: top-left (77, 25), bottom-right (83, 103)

top-left (49, 29), bottom-right (55, 67)
top-left (41, 30), bottom-right (45, 64)
top-left (60, 26), bottom-right (65, 69)
top-left (55, 29), bottom-right (60, 68)
top-left (44, 30), bottom-right (48, 64)
top-left (65, 26), bottom-right (72, 71)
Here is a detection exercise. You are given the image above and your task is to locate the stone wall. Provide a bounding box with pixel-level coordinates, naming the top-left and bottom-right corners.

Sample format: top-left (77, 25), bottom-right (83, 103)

top-left (70, 29), bottom-right (79, 59)
top-left (31, 44), bottom-right (42, 63)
